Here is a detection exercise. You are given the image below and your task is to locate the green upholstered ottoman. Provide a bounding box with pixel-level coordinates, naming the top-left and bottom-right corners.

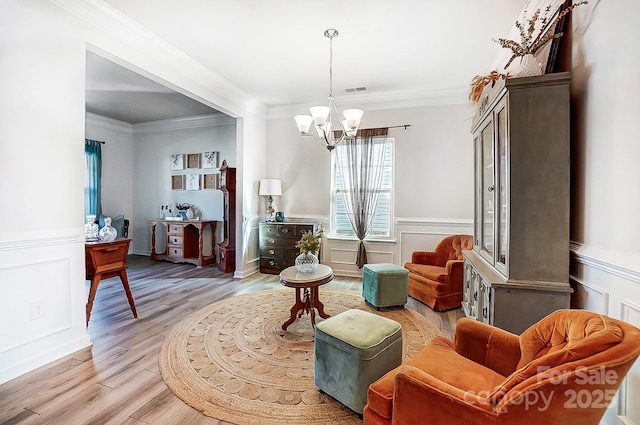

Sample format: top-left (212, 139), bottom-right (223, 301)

top-left (362, 263), bottom-right (409, 309)
top-left (314, 309), bottom-right (402, 414)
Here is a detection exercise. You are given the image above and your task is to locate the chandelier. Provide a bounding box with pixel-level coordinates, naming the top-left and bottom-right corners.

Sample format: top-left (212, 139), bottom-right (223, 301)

top-left (294, 29), bottom-right (364, 151)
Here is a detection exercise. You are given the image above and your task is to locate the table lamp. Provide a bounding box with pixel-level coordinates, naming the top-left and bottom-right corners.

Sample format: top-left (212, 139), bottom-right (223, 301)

top-left (259, 179), bottom-right (282, 222)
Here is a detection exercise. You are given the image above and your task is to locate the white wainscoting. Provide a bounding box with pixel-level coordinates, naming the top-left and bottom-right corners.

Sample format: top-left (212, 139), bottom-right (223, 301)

top-left (237, 215), bottom-right (261, 279)
top-left (325, 217), bottom-right (473, 278)
top-left (570, 242), bottom-right (640, 425)
top-left (0, 234), bottom-right (91, 385)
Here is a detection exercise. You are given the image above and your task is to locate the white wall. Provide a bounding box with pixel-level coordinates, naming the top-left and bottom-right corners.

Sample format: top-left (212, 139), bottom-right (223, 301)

top-left (570, 1), bottom-right (640, 424)
top-left (0, 0), bottom-right (267, 385)
top-left (131, 115), bottom-right (236, 256)
top-left (265, 102), bottom-right (475, 276)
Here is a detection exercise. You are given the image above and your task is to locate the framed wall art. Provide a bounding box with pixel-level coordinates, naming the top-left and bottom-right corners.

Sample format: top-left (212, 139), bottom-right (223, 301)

top-left (186, 174), bottom-right (201, 191)
top-left (171, 175), bottom-right (185, 190)
top-left (203, 173), bottom-right (220, 189)
top-left (171, 154), bottom-right (184, 170)
top-left (187, 153), bottom-right (201, 169)
top-left (202, 151), bottom-right (219, 169)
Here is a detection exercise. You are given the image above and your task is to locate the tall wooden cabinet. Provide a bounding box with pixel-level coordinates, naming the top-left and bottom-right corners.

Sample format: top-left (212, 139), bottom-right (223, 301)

top-left (462, 73), bottom-right (573, 334)
top-left (218, 160), bottom-right (236, 273)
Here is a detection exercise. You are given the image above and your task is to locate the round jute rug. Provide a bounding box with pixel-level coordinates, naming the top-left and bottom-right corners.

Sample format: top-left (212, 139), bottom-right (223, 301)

top-left (159, 288), bottom-right (440, 425)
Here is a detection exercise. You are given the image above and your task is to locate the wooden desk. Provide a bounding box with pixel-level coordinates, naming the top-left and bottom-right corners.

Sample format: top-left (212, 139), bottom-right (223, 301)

top-left (279, 264), bottom-right (333, 330)
top-left (150, 219), bottom-right (216, 268)
top-left (85, 238), bottom-right (137, 325)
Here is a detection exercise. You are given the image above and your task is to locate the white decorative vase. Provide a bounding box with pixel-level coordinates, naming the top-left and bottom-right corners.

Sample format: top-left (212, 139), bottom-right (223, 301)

top-left (98, 217), bottom-right (117, 242)
top-left (295, 252), bottom-right (319, 273)
top-left (186, 207), bottom-right (195, 220)
top-left (513, 54), bottom-right (542, 78)
top-left (85, 214), bottom-right (98, 241)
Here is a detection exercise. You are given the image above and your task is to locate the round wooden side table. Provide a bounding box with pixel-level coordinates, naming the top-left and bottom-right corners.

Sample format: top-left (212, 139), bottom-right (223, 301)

top-left (279, 264), bottom-right (333, 330)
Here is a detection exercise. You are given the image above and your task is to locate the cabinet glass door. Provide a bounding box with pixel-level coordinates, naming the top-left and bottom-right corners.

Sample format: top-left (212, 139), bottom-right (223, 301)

top-left (495, 102), bottom-right (508, 275)
top-left (480, 118), bottom-right (495, 263)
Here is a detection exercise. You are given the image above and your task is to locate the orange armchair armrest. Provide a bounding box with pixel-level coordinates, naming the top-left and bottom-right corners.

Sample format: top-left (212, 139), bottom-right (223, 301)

top-left (411, 251), bottom-right (438, 265)
top-left (391, 365), bottom-right (495, 425)
top-left (454, 318), bottom-right (521, 377)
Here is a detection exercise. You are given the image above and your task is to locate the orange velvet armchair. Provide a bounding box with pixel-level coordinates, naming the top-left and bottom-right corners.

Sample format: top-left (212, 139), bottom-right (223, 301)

top-left (404, 234), bottom-right (473, 311)
top-left (363, 309), bottom-right (640, 425)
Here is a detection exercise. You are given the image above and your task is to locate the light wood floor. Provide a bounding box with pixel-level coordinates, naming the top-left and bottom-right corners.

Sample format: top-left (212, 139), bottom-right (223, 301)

top-left (0, 256), bottom-right (464, 425)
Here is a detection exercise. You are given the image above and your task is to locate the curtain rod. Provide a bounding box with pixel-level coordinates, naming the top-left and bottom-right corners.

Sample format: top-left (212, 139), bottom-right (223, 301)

top-left (357, 124), bottom-right (412, 131)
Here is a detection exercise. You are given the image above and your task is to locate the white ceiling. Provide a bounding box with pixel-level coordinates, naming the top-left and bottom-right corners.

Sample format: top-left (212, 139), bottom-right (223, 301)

top-left (86, 0), bottom-right (528, 123)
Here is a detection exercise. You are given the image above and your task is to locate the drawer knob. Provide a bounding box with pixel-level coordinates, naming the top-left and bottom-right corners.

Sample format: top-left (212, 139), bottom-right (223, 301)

top-left (268, 238), bottom-right (275, 244)
top-left (281, 228), bottom-right (289, 233)
top-left (269, 249), bottom-right (275, 255)
top-left (269, 260), bottom-right (275, 266)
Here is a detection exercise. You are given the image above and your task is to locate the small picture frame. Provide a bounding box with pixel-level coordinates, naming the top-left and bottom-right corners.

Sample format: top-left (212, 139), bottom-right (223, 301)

top-left (186, 174), bottom-right (201, 191)
top-left (171, 154), bottom-right (184, 170)
top-left (203, 173), bottom-right (220, 189)
top-left (202, 151), bottom-right (218, 169)
top-left (187, 153), bottom-right (201, 169)
top-left (171, 175), bottom-right (185, 190)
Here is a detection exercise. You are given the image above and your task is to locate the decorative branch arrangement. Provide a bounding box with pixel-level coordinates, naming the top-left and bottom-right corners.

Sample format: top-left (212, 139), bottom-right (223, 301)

top-left (493, 0), bottom-right (588, 69)
top-left (469, 71), bottom-right (509, 103)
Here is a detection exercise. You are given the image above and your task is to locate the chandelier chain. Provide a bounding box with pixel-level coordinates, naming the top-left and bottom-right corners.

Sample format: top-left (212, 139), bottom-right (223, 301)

top-left (328, 34), bottom-right (333, 98)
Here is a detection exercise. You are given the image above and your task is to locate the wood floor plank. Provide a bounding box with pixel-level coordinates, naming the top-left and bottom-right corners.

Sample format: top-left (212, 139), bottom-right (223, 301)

top-left (0, 255), bottom-right (463, 424)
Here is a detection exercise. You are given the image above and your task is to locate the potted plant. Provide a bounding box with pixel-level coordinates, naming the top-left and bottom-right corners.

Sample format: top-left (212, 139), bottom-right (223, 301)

top-left (294, 228), bottom-right (324, 273)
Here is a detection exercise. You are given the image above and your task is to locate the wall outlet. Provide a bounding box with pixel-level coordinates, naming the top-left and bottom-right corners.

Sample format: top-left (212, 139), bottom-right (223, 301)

top-left (29, 301), bottom-right (45, 320)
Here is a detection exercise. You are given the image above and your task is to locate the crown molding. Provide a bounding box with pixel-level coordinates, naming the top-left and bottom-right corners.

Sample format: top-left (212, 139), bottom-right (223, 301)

top-left (267, 87), bottom-right (471, 120)
top-left (132, 114), bottom-right (235, 134)
top-left (85, 112), bottom-right (133, 133)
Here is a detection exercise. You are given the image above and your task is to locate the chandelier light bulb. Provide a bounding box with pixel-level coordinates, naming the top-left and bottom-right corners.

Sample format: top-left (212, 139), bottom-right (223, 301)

top-left (343, 109), bottom-right (364, 129)
top-left (310, 106), bottom-right (331, 126)
top-left (294, 115), bottom-right (314, 134)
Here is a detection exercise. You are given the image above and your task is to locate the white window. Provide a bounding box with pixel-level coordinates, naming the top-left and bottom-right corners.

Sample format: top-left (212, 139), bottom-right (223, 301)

top-left (331, 137), bottom-right (394, 239)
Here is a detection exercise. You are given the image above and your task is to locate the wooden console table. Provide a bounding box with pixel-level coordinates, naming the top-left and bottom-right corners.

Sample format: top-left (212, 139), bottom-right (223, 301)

top-left (150, 219), bottom-right (216, 268)
top-left (85, 238), bottom-right (137, 325)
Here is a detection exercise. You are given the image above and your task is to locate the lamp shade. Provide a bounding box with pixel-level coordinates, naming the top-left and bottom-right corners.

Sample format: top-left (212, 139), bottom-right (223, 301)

top-left (259, 179), bottom-right (282, 196)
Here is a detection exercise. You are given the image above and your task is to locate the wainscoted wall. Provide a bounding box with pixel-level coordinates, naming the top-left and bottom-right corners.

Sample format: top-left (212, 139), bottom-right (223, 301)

top-left (570, 243), bottom-right (640, 425)
top-left (0, 235), bottom-right (91, 385)
top-left (329, 218), bottom-right (475, 277)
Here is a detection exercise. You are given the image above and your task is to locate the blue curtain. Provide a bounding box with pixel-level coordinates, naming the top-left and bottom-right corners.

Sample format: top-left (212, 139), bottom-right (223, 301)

top-left (85, 139), bottom-right (102, 219)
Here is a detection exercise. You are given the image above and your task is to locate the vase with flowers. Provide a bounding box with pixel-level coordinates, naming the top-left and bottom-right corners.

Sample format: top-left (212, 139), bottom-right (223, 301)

top-left (175, 203), bottom-right (191, 220)
top-left (493, 0), bottom-right (587, 77)
top-left (294, 228), bottom-right (324, 273)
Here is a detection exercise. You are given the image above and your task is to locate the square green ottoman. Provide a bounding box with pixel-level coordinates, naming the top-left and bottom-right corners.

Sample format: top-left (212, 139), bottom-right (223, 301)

top-left (362, 263), bottom-right (409, 309)
top-left (314, 309), bottom-right (402, 414)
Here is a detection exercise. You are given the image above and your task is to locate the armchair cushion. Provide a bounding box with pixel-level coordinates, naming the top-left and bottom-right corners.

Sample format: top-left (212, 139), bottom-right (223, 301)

top-left (453, 318), bottom-right (521, 377)
top-left (403, 264), bottom-right (448, 283)
top-left (487, 310), bottom-right (624, 403)
top-left (367, 335), bottom-right (506, 420)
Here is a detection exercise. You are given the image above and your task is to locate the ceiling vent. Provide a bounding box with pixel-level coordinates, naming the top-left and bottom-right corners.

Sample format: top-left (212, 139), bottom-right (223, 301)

top-left (345, 86), bottom-right (367, 93)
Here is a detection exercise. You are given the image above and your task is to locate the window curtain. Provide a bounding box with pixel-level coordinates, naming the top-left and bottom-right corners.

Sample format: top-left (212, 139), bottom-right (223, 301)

top-left (335, 128), bottom-right (388, 268)
top-left (85, 139), bottom-right (102, 219)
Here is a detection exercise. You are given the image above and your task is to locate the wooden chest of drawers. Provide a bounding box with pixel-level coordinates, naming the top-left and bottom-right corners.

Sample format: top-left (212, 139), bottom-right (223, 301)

top-left (259, 222), bottom-right (320, 274)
